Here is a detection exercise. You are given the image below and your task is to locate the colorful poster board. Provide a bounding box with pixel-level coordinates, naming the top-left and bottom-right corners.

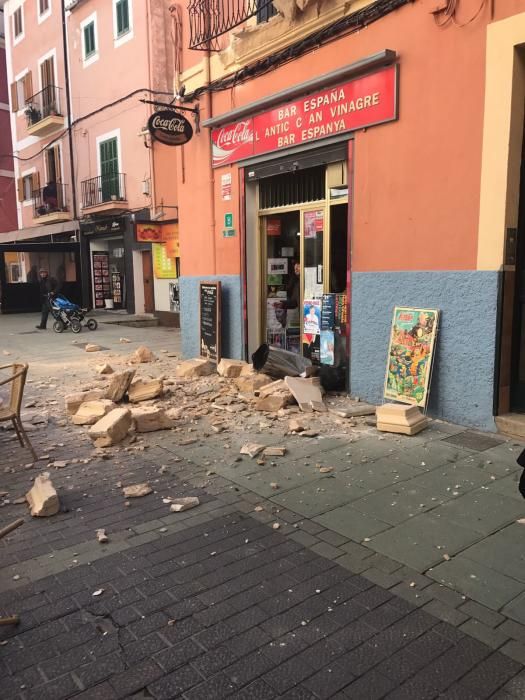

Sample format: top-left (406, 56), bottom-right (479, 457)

top-left (320, 330), bottom-right (335, 365)
top-left (384, 307), bottom-right (439, 408)
top-left (92, 251), bottom-right (111, 308)
top-left (136, 223), bottom-right (162, 242)
top-left (152, 243), bottom-right (177, 279)
top-left (200, 282), bottom-right (221, 363)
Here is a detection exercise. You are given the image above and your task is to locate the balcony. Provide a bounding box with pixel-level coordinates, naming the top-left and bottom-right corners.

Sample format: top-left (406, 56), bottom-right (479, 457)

top-left (188, 0), bottom-right (276, 50)
top-left (25, 86), bottom-right (64, 137)
top-left (33, 183), bottom-right (72, 224)
top-left (81, 173), bottom-right (128, 215)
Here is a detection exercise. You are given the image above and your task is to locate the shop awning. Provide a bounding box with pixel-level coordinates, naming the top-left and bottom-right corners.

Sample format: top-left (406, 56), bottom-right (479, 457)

top-left (0, 220), bottom-right (80, 243)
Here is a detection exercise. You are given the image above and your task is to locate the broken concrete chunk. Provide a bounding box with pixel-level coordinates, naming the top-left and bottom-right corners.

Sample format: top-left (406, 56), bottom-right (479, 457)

top-left (122, 483), bottom-right (152, 498)
top-left (329, 403), bottom-right (376, 418)
top-left (170, 497), bottom-right (200, 512)
top-left (72, 399), bottom-right (116, 426)
top-left (376, 403), bottom-right (428, 436)
top-left (128, 377), bottom-right (163, 403)
top-left (119, 337), bottom-right (131, 343)
top-left (240, 443), bottom-right (265, 458)
top-left (96, 363), bottom-right (114, 375)
top-left (289, 418), bottom-right (306, 433)
top-left (131, 346), bottom-right (155, 364)
top-left (257, 379), bottom-right (288, 399)
top-left (175, 358), bottom-right (216, 378)
top-left (217, 358), bottom-right (249, 378)
top-left (65, 389), bottom-right (105, 415)
top-left (234, 373), bottom-right (273, 394)
top-left (96, 529), bottom-right (109, 543)
top-left (285, 376), bottom-right (325, 413)
top-left (85, 344), bottom-right (101, 353)
top-left (255, 394), bottom-right (292, 412)
top-left (26, 472), bottom-right (59, 517)
top-left (105, 369), bottom-right (136, 402)
top-left (300, 430), bottom-right (319, 438)
top-left (88, 408), bottom-right (132, 447)
top-left (263, 446), bottom-right (287, 457)
top-left (131, 406), bottom-right (175, 433)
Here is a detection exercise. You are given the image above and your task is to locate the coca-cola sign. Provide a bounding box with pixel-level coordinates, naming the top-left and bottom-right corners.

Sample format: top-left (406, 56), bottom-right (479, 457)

top-left (148, 109), bottom-right (193, 146)
top-left (211, 65), bottom-right (397, 167)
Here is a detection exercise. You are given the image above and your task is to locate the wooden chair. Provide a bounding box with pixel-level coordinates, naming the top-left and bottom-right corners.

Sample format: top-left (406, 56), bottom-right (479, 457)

top-left (0, 364), bottom-right (37, 461)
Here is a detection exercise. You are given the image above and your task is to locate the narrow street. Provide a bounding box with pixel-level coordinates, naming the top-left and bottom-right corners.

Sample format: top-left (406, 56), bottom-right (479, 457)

top-left (1, 317), bottom-right (525, 699)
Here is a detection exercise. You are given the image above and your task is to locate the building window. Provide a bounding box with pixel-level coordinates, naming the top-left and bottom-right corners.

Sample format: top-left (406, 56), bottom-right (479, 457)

top-left (13, 7), bottom-right (23, 39)
top-left (256, 0), bottom-right (277, 24)
top-left (84, 21), bottom-right (96, 59)
top-left (39, 0), bottom-right (50, 15)
top-left (116, 0), bottom-right (130, 36)
top-left (10, 72), bottom-right (33, 113)
top-left (22, 174), bottom-right (35, 201)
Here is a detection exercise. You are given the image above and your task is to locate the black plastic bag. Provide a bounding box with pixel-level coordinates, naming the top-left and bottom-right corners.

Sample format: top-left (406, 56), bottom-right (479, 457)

top-left (517, 449), bottom-right (525, 498)
top-left (252, 343), bottom-right (312, 379)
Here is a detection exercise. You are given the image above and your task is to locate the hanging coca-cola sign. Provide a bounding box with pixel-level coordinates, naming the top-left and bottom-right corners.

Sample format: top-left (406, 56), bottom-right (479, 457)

top-left (148, 109), bottom-right (193, 146)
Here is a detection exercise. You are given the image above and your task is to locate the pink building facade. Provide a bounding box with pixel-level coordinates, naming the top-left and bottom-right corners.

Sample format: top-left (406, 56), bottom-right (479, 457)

top-left (2, 0), bottom-right (179, 319)
top-left (0, 5), bottom-right (17, 236)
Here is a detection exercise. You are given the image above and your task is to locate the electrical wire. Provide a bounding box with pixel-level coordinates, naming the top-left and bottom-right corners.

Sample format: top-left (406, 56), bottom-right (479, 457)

top-left (3, 88), bottom-right (175, 163)
top-left (433, 0), bottom-right (488, 28)
top-left (184, 0), bottom-right (413, 102)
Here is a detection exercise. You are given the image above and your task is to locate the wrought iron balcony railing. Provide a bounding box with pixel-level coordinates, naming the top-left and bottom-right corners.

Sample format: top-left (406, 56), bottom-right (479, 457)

top-left (189, 0), bottom-right (277, 50)
top-left (25, 86), bottom-right (63, 127)
top-left (81, 173), bottom-right (127, 209)
top-left (33, 183), bottom-right (68, 218)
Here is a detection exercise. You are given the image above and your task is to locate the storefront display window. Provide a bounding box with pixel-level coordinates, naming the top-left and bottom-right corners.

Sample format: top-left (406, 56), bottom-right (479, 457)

top-left (3, 251), bottom-right (77, 285)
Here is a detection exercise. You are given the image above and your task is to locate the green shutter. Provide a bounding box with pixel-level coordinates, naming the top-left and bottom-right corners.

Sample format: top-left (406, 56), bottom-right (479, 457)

top-left (100, 138), bottom-right (119, 201)
top-left (116, 0), bottom-right (129, 36)
top-left (84, 22), bottom-right (95, 58)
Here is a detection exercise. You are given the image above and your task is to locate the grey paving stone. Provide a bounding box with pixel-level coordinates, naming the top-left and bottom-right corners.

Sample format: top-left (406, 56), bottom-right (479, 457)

top-left (342, 669), bottom-right (396, 699)
top-left (459, 619), bottom-right (510, 650)
top-left (422, 599), bottom-right (469, 627)
top-left (361, 567), bottom-right (403, 590)
top-left (271, 477), bottom-right (368, 517)
top-left (429, 556), bottom-right (525, 611)
top-left (314, 504), bottom-right (390, 541)
top-left (430, 490), bottom-right (525, 536)
top-left (457, 651), bottom-right (522, 698)
top-left (500, 640), bottom-right (525, 666)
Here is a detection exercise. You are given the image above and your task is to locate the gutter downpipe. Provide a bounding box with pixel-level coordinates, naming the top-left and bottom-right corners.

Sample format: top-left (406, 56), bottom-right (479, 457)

top-left (61, 0), bottom-right (78, 221)
top-left (205, 50), bottom-right (216, 275)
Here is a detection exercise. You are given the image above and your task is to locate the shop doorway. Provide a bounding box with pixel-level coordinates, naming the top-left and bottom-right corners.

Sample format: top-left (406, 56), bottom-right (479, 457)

top-left (142, 250), bottom-right (154, 313)
top-left (256, 160), bottom-right (350, 376)
top-left (510, 153), bottom-right (525, 413)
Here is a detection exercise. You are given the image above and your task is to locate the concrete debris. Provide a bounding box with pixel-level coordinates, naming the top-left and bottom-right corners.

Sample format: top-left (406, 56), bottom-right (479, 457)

top-left (170, 497), bottom-right (200, 512)
top-left (289, 418), bottom-right (306, 433)
top-left (65, 389), bottom-right (105, 415)
top-left (263, 446), bottom-right (286, 457)
top-left (217, 358), bottom-right (249, 378)
top-left (299, 430), bottom-right (319, 438)
top-left (96, 363), bottom-right (114, 375)
top-left (272, 523), bottom-right (280, 529)
top-left (105, 369), bottom-right (136, 402)
top-left (516, 518), bottom-right (525, 525)
top-left (85, 344), bottom-right (101, 353)
top-left (329, 403), bottom-right (376, 418)
top-left (255, 395), bottom-right (292, 412)
top-left (234, 373), bottom-right (273, 394)
top-left (26, 472), bottom-right (59, 517)
top-left (128, 377), bottom-right (164, 403)
top-left (376, 403), bottom-right (428, 436)
top-left (119, 337), bottom-right (131, 343)
top-left (318, 466), bottom-right (333, 474)
top-left (254, 505), bottom-right (264, 512)
top-left (131, 406), bottom-right (175, 432)
top-left (284, 376), bottom-right (325, 412)
top-left (240, 443), bottom-right (265, 458)
top-left (270, 482), bottom-right (279, 490)
top-left (96, 528), bottom-right (109, 543)
top-left (88, 408), bottom-right (132, 447)
top-left (50, 460), bottom-right (68, 469)
top-left (72, 399), bottom-right (116, 426)
top-left (122, 483), bottom-right (152, 498)
top-left (176, 358), bottom-right (216, 378)
top-left (131, 345), bottom-right (155, 363)
top-left (92, 589), bottom-right (104, 596)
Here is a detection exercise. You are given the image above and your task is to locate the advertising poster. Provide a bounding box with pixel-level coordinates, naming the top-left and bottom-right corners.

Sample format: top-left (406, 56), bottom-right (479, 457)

top-left (384, 307), bottom-right (439, 408)
top-left (320, 330), bottom-right (335, 365)
top-left (267, 299), bottom-right (287, 330)
top-left (304, 210), bottom-right (323, 238)
top-left (152, 243), bottom-right (177, 279)
top-left (267, 258), bottom-right (288, 275)
top-left (162, 223), bottom-right (180, 258)
top-left (136, 223), bottom-right (162, 242)
top-left (303, 299), bottom-right (321, 346)
top-left (321, 294), bottom-right (335, 330)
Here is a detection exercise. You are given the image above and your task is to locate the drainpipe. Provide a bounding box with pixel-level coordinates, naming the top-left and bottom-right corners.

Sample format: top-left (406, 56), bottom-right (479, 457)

top-left (145, 0), bottom-right (157, 218)
top-left (60, 0), bottom-right (78, 221)
top-left (205, 50), bottom-right (217, 275)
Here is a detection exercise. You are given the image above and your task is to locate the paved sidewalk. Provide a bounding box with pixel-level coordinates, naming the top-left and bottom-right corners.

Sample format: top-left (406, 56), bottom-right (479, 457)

top-left (0, 315), bottom-right (525, 698)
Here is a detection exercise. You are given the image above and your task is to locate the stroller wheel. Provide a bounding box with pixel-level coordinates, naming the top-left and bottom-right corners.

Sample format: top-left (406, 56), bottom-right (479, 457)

top-left (70, 318), bottom-right (82, 334)
top-left (53, 319), bottom-right (65, 333)
top-left (86, 318), bottom-right (98, 331)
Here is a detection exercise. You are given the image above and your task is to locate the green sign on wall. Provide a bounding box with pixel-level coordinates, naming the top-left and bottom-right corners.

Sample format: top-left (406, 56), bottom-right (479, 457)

top-left (224, 213), bottom-right (233, 228)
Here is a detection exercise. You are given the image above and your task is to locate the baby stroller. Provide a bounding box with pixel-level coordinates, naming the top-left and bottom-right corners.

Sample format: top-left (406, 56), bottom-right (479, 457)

top-left (48, 293), bottom-right (98, 334)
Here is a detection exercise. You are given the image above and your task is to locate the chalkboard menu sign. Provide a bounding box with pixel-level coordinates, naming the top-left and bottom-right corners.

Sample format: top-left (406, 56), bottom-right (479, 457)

top-left (200, 282), bottom-right (221, 363)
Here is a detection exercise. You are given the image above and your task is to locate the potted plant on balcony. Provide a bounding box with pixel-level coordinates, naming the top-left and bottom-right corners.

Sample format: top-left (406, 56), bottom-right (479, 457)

top-left (25, 105), bottom-right (41, 125)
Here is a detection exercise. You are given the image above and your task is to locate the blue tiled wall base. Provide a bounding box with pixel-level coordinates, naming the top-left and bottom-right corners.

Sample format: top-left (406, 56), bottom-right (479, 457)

top-left (350, 271), bottom-right (499, 431)
top-left (179, 275), bottom-right (243, 360)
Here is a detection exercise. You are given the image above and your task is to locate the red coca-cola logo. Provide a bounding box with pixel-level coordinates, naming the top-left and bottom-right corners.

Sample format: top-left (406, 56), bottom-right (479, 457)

top-left (215, 120), bottom-right (254, 149)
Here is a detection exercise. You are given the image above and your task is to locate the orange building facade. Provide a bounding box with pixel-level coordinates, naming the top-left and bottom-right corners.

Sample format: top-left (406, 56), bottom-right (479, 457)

top-left (174, 0), bottom-right (525, 429)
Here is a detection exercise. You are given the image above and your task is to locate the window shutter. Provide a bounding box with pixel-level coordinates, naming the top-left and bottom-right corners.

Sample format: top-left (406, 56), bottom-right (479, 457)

top-left (53, 145), bottom-right (61, 182)
top-left (32, 172), bottom-right (40, 194)
top-left (10, 82), bottom-right (18, 112)
top-left (23, 72), bottom-right (33, 103)
top-left (17, 178), bottom-right (24, 202)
